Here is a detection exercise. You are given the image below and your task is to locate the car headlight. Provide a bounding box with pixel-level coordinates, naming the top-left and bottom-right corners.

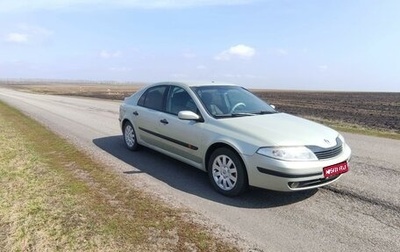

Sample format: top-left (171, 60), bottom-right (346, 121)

top-left (257, 146), bottom-right (318, 161)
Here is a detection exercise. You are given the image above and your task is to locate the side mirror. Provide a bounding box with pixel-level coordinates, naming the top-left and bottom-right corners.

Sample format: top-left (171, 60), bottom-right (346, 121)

top-left (178, 111), bottom-right (201, 121)
top-left (270, 104), bottom-right (276, 109)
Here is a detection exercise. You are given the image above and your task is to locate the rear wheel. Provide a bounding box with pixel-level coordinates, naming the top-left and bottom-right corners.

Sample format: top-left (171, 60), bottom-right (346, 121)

top-left (208, 147), bottom-right (248, 196)
top-left (123, 121), bottom-right (139, 151)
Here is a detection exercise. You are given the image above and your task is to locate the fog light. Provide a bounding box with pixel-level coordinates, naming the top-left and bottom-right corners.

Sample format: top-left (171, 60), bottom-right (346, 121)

top-left (289, 182), bottom-right (300, 188)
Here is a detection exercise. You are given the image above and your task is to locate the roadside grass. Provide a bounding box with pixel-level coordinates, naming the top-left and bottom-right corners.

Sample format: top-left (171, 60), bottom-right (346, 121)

top-left (0, 101), bottom-right (238, 251)
top-left (304, 116), bottom-right (400, 140)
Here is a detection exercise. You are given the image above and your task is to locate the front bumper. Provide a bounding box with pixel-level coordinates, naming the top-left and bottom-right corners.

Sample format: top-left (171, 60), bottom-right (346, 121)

top-left (244, 143), bottom-right (351, 192)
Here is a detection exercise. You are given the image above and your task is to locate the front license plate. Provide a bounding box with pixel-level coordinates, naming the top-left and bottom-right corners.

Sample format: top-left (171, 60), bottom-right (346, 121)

top-left (323, 161), bottom-right (349, 178)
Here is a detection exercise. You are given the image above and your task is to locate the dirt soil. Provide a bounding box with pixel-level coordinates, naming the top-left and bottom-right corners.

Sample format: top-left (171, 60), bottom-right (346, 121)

top-left (254, 91), bottom-right (399, 133)
top-left (3, 82), bottom-right (399, 133)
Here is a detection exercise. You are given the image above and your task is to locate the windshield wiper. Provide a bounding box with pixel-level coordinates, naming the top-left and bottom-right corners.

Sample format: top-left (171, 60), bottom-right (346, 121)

top-left (255, 110), bottom-right (277, 115)
top-left (230, 112), bottom-right (256, 117)
top-left (214, 111), bottom-right (274, 118)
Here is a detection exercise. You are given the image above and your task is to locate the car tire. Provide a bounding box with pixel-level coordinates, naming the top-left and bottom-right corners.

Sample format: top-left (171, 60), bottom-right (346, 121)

top-left (208, 147), bottom-right (248, 196)
top-left (123, 121), bottom-right (139, 151)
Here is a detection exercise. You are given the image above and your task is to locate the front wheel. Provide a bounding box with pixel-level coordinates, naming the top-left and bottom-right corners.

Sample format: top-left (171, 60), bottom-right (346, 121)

top-left (123, 121), bottom-right (139, 151)
top-left (208, 148), bottom-right (248, 196)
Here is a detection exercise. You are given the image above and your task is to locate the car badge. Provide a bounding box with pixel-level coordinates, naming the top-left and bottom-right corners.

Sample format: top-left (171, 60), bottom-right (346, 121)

top-left (324, 139), bottom-right (330, 145)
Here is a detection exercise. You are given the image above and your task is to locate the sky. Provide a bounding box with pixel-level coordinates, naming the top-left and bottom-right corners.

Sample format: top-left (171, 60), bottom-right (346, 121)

top-left (0, 0), bottom-right (399, 91)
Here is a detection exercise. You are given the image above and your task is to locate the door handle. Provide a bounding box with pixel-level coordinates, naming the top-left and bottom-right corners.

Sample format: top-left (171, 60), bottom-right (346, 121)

top-left (160, 119), bottom-right (169, 125)
top-left (133, 111), bottom-right (139, 116)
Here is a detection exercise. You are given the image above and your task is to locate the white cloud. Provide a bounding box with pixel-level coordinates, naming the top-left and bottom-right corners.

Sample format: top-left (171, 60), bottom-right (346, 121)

top-left (0, 0), bottom-right (257, 12)
top-left (5, 33), bottom-right (28, 43)
top-left (196, 65), bottom-right (207, 70)
top-left (215, 44), bottom-right (256, 61)
top-left (4, 24), bottom-right (52, 44)
top-left (100, 50), bottom-right (122, 59)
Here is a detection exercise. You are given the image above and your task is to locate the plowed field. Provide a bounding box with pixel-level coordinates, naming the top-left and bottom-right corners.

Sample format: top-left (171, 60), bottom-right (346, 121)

top-left (254, 91), bottom-right (399, 133)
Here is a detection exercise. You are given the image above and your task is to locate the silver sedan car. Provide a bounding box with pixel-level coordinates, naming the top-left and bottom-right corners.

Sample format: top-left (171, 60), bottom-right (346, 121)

top-left (119, 82), bottom-right (351, 196)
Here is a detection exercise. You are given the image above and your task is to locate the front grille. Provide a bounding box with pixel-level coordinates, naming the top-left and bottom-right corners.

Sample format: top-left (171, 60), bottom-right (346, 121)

top-left (314, 145), bottom-right (343, 159)
top-left (307, 137), bottom-right (343, 160)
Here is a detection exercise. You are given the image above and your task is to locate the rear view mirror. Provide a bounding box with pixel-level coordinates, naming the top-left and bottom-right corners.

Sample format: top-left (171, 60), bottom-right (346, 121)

top-left (178, 111), bottom-right (201, 121)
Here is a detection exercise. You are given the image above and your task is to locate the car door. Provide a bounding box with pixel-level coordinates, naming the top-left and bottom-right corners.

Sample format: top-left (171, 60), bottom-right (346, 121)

top-left (156, 86), bottom-right (204, 165)
top-left (134, 85), bottom-right (167, 147)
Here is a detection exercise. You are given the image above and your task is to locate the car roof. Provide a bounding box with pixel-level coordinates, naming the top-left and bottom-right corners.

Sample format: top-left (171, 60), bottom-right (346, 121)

top-left (152, 81), bottom-right (239, 88)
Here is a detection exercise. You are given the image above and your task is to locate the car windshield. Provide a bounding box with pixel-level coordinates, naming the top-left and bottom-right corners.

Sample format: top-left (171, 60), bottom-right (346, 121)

top-left (192, 86), bottom-right (277, 118)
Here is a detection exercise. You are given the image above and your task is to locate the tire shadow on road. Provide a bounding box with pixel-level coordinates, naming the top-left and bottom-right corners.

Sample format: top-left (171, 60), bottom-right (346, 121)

top-left (93, 135), bottom-right (317, 208)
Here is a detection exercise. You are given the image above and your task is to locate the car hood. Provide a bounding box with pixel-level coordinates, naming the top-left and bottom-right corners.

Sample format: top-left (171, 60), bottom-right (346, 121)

top-left (215, 113), bottom-right (339, 148)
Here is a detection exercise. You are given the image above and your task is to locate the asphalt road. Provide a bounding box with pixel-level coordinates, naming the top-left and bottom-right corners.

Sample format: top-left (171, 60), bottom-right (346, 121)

top-left (1, 88), bottom-right (399, 251)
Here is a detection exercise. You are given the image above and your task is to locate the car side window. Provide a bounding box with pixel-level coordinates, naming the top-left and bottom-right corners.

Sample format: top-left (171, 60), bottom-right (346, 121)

top-left (138, 86), bottom-right (167, 111)
top-left (166, 86), bottom-right (198, 115)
